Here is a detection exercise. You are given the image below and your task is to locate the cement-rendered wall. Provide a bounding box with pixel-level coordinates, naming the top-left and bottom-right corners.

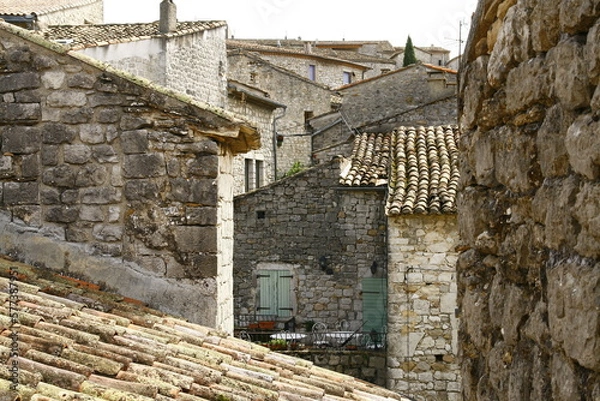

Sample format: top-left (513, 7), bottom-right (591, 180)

top-left (387, 215), bottom-right (461, 401)
top-left (458, 0), bottom-right (600, 399)
top-left (39, 0), bottom-right (103, 26)
top-left (0, 25), bottom-right (238, 332)
top-left (79, 25), bottom-right (228, 108)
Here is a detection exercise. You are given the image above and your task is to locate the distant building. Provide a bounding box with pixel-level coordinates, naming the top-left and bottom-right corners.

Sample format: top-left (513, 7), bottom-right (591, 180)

top-left (0, 0), bottom-right (103, 29)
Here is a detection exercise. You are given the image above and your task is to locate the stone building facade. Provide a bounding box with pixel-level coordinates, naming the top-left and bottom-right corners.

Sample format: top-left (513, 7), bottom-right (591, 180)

top-left (228, 49), bottom-right (337, 176)
top-left (0, 21), bottom-right (258, 332)
top-left (234, 160), bottom-right (387, 331)
top-left (387, 215), bottom-right (460, 400)
top-left (0, 0), bottom-right (103, 29)
top-left (227, 80), bottom-right (285, 195)
top-left (235, 126), bottom-right (462, 400)
top-left (227, 40), bottom-right (370, 89)
top-left (458, 0), bottom-right (600, 400)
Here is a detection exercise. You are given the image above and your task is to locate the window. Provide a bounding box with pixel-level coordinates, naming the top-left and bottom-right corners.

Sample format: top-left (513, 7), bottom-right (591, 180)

top-left (257, 269), bottom-right (293, 318)
top-left (362, 277), bottom-right (387, 333)
top-left (244, 158), bottom-right (254, 192)
top-left (255, 160), bottom-right (264, 189)
top-left (245, 158), bottom-right (264, 192)
top-left (308, 64), bottom-right (316, 81)
top-left (343, 71), bottom-right (352, 85)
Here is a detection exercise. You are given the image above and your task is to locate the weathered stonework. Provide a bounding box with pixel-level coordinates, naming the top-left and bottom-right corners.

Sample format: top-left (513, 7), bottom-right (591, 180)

top-left (0, 22), bottom-right (258, 332)
top-left (458, 1), bottom-right (600, 399)
top-left (387, 215), bottom-right (461, 401)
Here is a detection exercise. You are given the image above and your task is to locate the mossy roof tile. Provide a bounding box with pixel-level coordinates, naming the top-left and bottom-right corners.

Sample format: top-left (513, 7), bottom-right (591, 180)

top-left (0, 259), bottom-right (411, 400)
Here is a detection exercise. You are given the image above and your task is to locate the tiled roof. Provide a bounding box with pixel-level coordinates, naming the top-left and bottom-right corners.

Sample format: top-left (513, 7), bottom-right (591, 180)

top-left (0, 258), bottom-right (411, 401)
top-left (227, 40), bottom-right (370, 70)
top-left (339, 126), bottom-right (460, 216)
top-left (0, 0), bottom-right (98, 16)
top-left (39, 21), bottom-right (227, 49)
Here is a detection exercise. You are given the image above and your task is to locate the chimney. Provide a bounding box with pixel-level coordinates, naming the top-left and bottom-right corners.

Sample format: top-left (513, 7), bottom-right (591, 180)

top-left (159, 0), bottom-right (177, 33)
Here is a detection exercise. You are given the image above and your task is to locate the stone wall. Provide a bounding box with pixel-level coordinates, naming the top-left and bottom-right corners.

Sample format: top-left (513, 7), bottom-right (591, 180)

top-left (387, 215), bottom-right (461, 401)
top-left (228, 51), bottom-right (335, 175)
top-left (79, 25), bottom-right (228, 108)
top-left (0, 23), bottom-right (250, 332)
top-left (339, 65), bottom-right (458, 129)
top-left (227, 95), bottom-right (276, 195)
top-left (458, 0), bottom-right (600, 400)
top-left (40, 0), bottom-right (103, 26)
top-left (289, 350), bottom-right (387, 387)
top-left (234, 160), bottom-right (387, 331)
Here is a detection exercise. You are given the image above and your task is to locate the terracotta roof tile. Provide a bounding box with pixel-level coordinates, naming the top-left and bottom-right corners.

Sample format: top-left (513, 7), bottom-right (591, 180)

top-left (340, 126), bottom-right (460, 216)
top-left (39, 21), bottom-right (227, 50)
top-left (0, 259), bottom-right (412, 400)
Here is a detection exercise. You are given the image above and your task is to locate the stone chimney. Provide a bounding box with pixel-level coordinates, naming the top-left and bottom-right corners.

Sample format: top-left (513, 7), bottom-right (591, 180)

top-left (159, 0), bottom-right (177, 33)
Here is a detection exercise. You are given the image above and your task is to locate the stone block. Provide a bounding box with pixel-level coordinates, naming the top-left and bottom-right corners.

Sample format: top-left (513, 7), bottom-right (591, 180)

top-left (0, 72), bottom-right (40, 92)
top-left (169, 178), bottom-right (218, 206)
top-left (185, 154), bottom-right (219, 178)
top-left (92, 224), bottom-right (123, 242)
top-left (121, 130), bottom-right (149, 154)
top-left (123, 154), bottom-right (165, 178)
top-left (587, 21), bottom-right (600, 84)
top-left (537, 105), bottom-right (575, 178)
top-left (565, 113), bottom-right (600, 180)
top-left (573, 182), bottom-right (600, 258)
top-left (21, 154), bottom-right (39, 179)
top-left (80, 187), bottom-right (121, 204)
top-left (172, 226), bottom-right (217, 253)
top-left (548, 38), bottom-right (592, 110)
top-left (2, 126), bottom-right (41, 154)
top-left (47, 90), bottom-right (87, 107)
top-left (61, 107), bottom-right (93, 124)
top-left (124, 180), bottom-right (159, 201)
top-left (64, 144), bottom-right (92, 164)
top-left (67, 72), bottom-right (95, 89)
top-left (3, 182), bottom-right (38, 205)
top-left (46, 205), bottom-right (79, 223)
top-left (42, 122), bottom-right (77, 144)
top-left (185, 206), bottom-right (217, 226)
top-left (559, 0), bottom-right (600, 34)
top-left (92, 145), bottom-right (118, 163)
top-left (505, 56), bottom-right (551, 115)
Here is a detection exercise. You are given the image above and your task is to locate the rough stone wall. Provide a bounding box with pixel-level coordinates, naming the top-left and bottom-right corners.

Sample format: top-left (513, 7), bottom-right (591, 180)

top-left (290, 350), bottom-right (387, 387)
top-left (387, 215), bottom-right (461, 401)
top-left (228, 97), bottom-right (275, 195)
top-left (0, 27), bottom-right (237, 331)
top-left (339, 65), bottom-right (458, 129)
top-left (256, 53), bottom-right (366, 89)
top-left (228, 52), bottom-right (335, 175)
top-left (39, 0), bottom-right (104, 26)
top-left (458, 0), bottom-right (600, 400)
top-left (234, 160), bottom-right (387, 331)
top-left (79, 25), bottom-right (228, 108)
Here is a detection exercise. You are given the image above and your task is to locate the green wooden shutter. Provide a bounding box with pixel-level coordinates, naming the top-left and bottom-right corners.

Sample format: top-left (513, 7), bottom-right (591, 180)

top-left (257, 270), bottom-right (293, 317)
top-left (362, 277), bottom-right (387, 333)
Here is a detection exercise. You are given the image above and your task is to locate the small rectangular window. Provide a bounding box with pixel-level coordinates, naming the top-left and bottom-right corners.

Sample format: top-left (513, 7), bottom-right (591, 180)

top-left (308, 64), bottom-right (316, 81)
top-left (256, 160), bottom-right (264, 189)
top-left (343, 71), bottom-right (352, 85)
top-left (245, 158), bottom-right (254, 192)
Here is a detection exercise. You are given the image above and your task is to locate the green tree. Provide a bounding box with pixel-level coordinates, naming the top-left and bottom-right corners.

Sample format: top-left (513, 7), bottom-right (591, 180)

top-left (402, 35), bottom-right (418, 67)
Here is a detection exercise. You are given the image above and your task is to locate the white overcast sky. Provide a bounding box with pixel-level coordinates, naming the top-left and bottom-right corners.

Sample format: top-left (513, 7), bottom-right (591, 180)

top-left (104, 0), bottom-right (477, 58)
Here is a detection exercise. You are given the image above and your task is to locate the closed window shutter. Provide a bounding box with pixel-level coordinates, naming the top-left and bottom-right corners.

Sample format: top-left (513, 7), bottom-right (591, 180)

top-left (257, 270), bottom-right (293, 317)
top-left (362, 277), bottom-right (387, 333)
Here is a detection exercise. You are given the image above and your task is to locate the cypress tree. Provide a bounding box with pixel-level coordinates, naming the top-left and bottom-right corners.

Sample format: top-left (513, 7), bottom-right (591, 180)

top-left (402, 35), bottom-right (418, 67)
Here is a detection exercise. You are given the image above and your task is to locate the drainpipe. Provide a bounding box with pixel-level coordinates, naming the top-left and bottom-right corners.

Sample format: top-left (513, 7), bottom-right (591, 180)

top-left (272, 107), bottom-right (287, 180)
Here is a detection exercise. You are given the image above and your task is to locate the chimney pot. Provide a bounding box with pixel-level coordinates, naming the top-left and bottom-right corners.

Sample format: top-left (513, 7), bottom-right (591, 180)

top-left (160, 0), bottom-right (177, 33)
